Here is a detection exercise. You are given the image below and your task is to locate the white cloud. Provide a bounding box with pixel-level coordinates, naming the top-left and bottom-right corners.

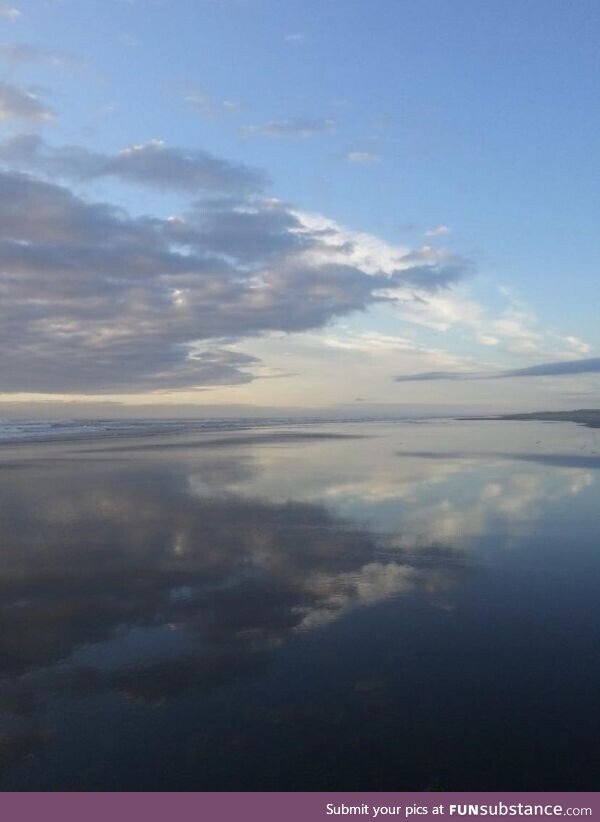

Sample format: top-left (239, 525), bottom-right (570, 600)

top-left (346, 151), bottom-right (380, 165)
top-left (290, 212), bottom-right (469, 290)
top-left (477, 334), bottom-right (500, 346)
top-left (553, 334), bottom-right (591, 356)
top-left (292, 210), bottom-right (410, 274)
top-left (397, 289), bottom-right (484, 332)
top-left (398, 283), bottom-right (592, 367)
top-left (184, 87), bottom-right (241, 118)
top-left (424, 224), bottom-right (451, 237)
top-left (316, 331), bottom-right (477, 372)
top-left (0, 130), bottom-right (591, 398)
top-left (0, 148), bottom-right (470, 394)
top-left (0, 2), bottom-right (20, 19)
top-left (492, 310), bottom-right (544, 355)
top-left (283, 212), bottom-right (593, 376)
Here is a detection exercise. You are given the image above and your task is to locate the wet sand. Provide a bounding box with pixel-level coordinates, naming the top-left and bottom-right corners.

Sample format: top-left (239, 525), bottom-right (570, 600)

top-left (0, 419), bottom-right (599, 790)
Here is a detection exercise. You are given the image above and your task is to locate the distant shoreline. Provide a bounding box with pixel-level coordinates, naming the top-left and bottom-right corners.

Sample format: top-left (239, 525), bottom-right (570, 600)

top-left (462, 409), bottom-right (600, 429)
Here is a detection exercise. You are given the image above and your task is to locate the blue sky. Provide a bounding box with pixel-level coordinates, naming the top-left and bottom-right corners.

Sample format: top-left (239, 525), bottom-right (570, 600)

top-left (1, 0), bottom-right (599, 412)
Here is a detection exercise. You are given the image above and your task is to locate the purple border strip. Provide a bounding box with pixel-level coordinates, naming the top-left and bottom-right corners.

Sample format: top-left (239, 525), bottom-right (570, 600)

top-left (0, 792), bottom-right (598, 822)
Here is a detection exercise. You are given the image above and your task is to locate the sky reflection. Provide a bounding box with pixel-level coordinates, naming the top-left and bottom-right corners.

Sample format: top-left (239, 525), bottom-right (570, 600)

top-left (0, 420), bottom-right (598, 789)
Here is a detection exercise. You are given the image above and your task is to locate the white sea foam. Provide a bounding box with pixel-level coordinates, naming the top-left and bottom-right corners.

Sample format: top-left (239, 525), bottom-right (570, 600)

top-left (0, 416), bottom-right (368, 444)
top-left (0, 418), bottom-right (269, 443)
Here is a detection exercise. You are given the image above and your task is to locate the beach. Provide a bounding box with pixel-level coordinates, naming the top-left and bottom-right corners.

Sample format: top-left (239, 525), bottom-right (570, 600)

top-left (0, 418), bottom-right (599, 790)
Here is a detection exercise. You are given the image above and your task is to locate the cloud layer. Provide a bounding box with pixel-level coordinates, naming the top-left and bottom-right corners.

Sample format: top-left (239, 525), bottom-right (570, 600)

top-left (0, 2), bottom-right (20, 19)
top-left (394, 357), bottom-right (600, 383)
top-left (0, 82), bottom-right (54, 123)
top-left (0, 136), bottom-right (470, 393)
top-left (0, 134), bottom-right (266, 193)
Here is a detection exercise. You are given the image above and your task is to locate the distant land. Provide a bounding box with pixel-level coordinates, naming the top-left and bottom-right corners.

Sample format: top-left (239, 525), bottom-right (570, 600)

top-left (498, 409), bottom-right (600, 429)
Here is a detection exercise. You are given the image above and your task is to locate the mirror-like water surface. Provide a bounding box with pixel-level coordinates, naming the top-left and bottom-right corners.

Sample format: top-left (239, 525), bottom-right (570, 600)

top-left (0, 420), bottom-right (599, 790)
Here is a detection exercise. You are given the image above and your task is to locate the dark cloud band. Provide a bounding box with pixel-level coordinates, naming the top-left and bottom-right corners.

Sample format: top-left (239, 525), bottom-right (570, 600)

top-left (0, 134), bottom-right (267, 193)
top-left (394, 357), bottom-right (600, 383)
top-left (0, 137), bottom-right (470, 393)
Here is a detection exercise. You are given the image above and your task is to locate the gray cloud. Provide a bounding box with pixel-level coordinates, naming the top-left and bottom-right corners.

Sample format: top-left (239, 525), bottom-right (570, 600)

top-left (394, 370), bottom-right (472, 382)
top-left (167, 198), bottom-right (310, 261)
top-left (395, 261), bottom-right (473, 292)
top-left (501, 358), bottom-right (600, 378)
top-left (0, 82), bottom-right (54, 123)
top-left (243, 118), bottom-right (336, 138)
top-left (0, 455), bottom-right (458, 726)
top-left (0, 134), bottom-right (266, 193)
top-left (0, 42), bottom-right (82, 67)
top-left (394, 357), bottom-right (600, 383)
top-left (0, 134), bottom-right (471, 393)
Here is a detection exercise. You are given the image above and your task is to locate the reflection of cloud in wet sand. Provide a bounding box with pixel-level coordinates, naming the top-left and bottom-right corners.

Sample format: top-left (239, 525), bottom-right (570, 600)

top-left (386, 464), bottom-right (594, 550)
top-left (77, 431), bottom-right (366, 453)
top-left (0, 425), bottom-right (595, 774)
top-left (397, 450), bottom-right (600, 470)
top-left (0, 461), bottom-right (463, 769)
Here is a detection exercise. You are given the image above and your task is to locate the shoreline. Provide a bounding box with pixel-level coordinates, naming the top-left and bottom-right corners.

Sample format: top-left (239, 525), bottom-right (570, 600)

top-left (0, 415), bottom-right (448, 447)
top-left (459, 409), bottom-right (600, 429)
top-left (1, 410), bottom-right (599, 447)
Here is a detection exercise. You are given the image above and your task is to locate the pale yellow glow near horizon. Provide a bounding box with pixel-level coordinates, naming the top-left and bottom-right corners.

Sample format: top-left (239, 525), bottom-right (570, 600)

top-left (0, 376), bottom-right (344, 408)
top-left (1, 331), bottom-right (597, 413)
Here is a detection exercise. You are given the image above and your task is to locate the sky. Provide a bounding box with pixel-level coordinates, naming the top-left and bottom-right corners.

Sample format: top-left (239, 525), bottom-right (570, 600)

top-left (1, 0), bottom-right (599, 415)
